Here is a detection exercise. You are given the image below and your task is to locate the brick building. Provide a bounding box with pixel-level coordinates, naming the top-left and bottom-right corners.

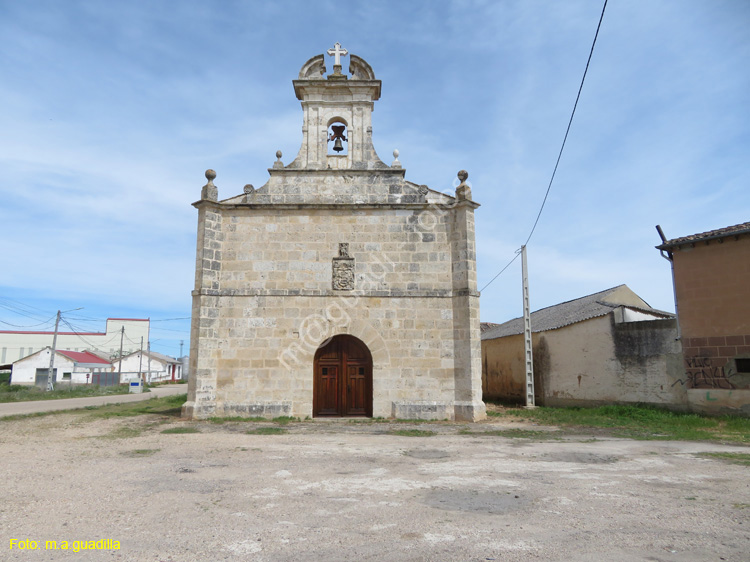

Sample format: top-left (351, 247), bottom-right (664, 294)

top-left (657, 222), bottom-right (750, 414)
top-left (183, 46), bottom-right (485, 421)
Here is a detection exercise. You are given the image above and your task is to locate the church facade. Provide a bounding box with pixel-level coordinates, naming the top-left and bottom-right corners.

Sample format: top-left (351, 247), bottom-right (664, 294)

top-left (183, 46), bottom-right (485, 421)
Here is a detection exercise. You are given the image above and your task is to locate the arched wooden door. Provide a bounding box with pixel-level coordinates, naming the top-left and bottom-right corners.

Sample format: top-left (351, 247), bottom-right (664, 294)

top-left (313, 335), bottom-right (373, 417)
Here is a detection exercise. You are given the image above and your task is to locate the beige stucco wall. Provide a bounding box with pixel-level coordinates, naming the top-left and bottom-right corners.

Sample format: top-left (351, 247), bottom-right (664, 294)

top-left (482, 315), bottom-right (685, 408)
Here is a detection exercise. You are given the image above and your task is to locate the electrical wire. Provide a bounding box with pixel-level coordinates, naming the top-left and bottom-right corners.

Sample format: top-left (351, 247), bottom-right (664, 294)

top-left (480, 0), bottom-right (608, 292)
top-left (523, 0), bottom-right (608, 248)
top-left (59, 318), bottom-right (122, 353)
top-left (479, 251), bottom-right (521, 293)
top-left (0, 315), bottom-right (57, 329)
top-left (0, 302), bottom-right (52, 323)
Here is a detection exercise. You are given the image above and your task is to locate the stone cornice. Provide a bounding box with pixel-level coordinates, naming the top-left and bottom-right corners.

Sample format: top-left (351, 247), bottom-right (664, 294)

top-left (192, 288), bottom-right (479, 298)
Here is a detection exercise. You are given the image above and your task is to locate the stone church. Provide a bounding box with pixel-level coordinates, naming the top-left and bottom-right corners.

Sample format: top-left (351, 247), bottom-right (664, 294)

top-left (183, 44), bottom-right (485, 421)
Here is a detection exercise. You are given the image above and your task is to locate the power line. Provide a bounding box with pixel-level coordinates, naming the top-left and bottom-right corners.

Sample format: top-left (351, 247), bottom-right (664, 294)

top-left (0, 301), bottom-right (52, 323)
top-left (479, 251), bottom-right (521, 293)
top-left (59, 318), bottom-right (122, 353)
top-left (524, 0), bottom-right (608, 248)
top-left (0, 315), bottom-right (57, 329)
top-left (481, 0), bottom-right (608, 292)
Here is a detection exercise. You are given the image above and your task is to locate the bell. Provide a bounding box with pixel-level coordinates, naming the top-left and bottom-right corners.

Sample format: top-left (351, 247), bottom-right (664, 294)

top-left (333, 137), bottom-right (344, 152)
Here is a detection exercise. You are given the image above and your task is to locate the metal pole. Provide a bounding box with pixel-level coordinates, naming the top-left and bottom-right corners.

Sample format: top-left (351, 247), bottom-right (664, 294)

top-left (521, 245), bottom-right (536, 408)
top-left (656, 225), bottom-right (681, 340)
top-left (46, 310), bottom-right (61, 391)
top-left (147, 340), bottom-right (152, 384)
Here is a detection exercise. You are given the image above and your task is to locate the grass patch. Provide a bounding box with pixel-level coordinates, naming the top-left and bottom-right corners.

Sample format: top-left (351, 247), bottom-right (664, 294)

top-left (101, 426), bottom-right (143, 439)
top-left (697, 452), bottom-right (750, 466)
top-left (0, 383), bottom-right (131, 403)
top-left (272, 416), bottom-right (297, 425)
top-left (497, 404), bottom-right (750, 443)
top-left (121, 449), bottom-right (160, 457)
top-left (83, 394), bottom-right (186, 419)
top-left (389, 429), bottom-right (437, 437)
top-left (161, 426), bottom-right (201, 434)
top-left (246, 427), bottom-right (288, 435)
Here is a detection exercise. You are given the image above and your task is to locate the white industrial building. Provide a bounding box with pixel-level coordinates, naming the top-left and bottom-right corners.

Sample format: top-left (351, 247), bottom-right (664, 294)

top-left (0, 318), bottom-right (149, 365)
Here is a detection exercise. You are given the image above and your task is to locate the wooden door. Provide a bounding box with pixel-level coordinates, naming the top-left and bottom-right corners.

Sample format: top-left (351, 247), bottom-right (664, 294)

top-left (314, 335), bottom-right (372, 417)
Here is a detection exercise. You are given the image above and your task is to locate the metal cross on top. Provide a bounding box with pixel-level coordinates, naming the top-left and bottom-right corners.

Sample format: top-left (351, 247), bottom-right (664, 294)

top-left (327, 42), bottom-right (348, 67)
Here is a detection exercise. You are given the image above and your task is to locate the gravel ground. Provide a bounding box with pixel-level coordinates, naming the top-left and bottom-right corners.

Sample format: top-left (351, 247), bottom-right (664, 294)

top-left (1, 412), bottom-right (748, 561)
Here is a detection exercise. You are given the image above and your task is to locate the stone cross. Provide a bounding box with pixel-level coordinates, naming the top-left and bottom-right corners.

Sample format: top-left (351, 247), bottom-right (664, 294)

top-left (327, 42), bottom-right (348, 67)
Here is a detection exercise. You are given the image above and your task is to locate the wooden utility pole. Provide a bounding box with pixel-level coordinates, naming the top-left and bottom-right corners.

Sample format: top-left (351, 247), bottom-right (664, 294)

top-left (521, 245), bottom-right (535, 408)
top-left (46, 310), bottom-right (62, 391)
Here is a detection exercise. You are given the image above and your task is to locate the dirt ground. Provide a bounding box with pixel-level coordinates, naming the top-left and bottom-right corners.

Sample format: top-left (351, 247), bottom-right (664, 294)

top-left (1, 410), bottom-right (748, 561)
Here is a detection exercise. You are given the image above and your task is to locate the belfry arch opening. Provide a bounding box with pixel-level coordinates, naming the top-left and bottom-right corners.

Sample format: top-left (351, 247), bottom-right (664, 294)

top-left (327, 120), bottom-right (348, 155)
top-left (313, 334), bottom-right (372, 417)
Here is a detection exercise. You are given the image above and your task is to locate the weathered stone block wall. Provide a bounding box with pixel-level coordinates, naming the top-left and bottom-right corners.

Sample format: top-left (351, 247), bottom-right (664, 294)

top-left (218, 208), bottom-right (453, 294)
top-left (212, 295), bottom-right (456, 418)
top-left (184, 197), bottom-right (484, 421)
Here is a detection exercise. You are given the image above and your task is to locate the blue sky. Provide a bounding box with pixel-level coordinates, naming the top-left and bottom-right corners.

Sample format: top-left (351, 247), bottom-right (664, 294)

top-left (1, 0), bottom-right (748, 357)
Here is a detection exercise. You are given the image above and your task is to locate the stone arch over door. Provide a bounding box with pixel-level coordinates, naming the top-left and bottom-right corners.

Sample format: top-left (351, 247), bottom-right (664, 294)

top-left (313, 334), bottom-right (373, 417)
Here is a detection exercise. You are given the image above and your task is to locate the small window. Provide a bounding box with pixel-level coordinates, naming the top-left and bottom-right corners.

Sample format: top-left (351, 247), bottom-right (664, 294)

top-left (736, 358), bottom-right (750, 374)
top-left (359, 367), bottom-right (365, 375)
top-left (322, 367), bottom-right (328, 375)
top-left (62, 372), bottom-right (72, 380)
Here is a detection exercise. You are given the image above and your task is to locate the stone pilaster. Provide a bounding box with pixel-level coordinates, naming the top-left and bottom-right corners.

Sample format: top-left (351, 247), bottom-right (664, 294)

top-left (450, 172), bottom-right (486, 421)
top-left (182, 192), bottom-right (223, 419)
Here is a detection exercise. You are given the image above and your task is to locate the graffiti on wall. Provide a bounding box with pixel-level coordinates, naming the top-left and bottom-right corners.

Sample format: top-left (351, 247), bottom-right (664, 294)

top-left (674, 356), bottom-right (735, 389)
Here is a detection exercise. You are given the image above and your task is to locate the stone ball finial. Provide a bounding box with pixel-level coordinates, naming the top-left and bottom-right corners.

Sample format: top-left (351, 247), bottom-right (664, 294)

top-left (202, 169), bottom-right (218, 201)
top-left (243, 184), bottom-right (255, 194)
top-left (391, 148), bottom-right (402, 169)
top-left (457, 170), bottom-right (468, 183)
top-left (273, 150), bottom-right (284, 169)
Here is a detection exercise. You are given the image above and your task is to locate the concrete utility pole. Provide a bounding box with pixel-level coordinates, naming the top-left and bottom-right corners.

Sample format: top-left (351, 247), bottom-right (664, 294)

top-left (46, 310), bottom-right (62, 391)
top-left (138, 337), bottom-right (144, 379)
top-left (521, 245), bottom-right (536, 408)
top-left (116, 327), bottom-right (124, 384)
top-left (147, 340), bottom-right (152, 384)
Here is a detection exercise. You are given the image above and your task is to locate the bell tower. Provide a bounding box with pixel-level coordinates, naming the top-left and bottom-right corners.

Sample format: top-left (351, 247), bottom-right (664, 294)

top-left (289, 43), bottom-right (387, 170)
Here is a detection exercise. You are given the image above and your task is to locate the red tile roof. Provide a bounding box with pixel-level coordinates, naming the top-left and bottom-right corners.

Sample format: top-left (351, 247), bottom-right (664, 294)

top-left (657, 222), bottom-right (750, 249)
top-left (56, 350), bottom-right (111, 365)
